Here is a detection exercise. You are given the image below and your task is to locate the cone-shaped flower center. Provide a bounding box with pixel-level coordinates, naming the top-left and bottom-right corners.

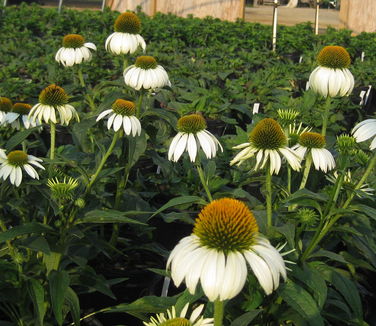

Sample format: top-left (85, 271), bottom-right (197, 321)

top-left (12, 103), bottom-right (32, 115)
top-left (7, 150), bottom-right (28, 166)
top-left (336, 134), bottom-right (356, 154)
top-left (135, 56), bottom-right (158, 70)
top-left (317, 46), bottom-right (351, 69)
top-left (193, 198), bottom-right (259, 253)
top-left (114, 12), bottom-right (141, 34)
top-left (0, 97), bottom-right (13, 112)
top-left (177, 114), bottom-right (207, 133)
top-left (62, 34), bottom-right (85, 48)
top-left (250, 118), bottom-right (287, 149)
top-left (47, 177), bottom-right (79, 200)
top-left (160, 318), bottom-right (191, 326)
top-left (39, 85), bottom-right (68, 106)
top-left (112, 99), bottom-right (136, 116)
top-left (299, 132), bottom-right (325, 148)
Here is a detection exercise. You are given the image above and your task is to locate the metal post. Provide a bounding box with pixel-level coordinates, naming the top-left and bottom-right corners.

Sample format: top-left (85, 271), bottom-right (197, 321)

top-left (101, 0), bottom-right (106, 11)
top-left (314, 0), bottom-right (320, 35)
top-left (272, 0), bottom-right (279, 52)
top-left (58, 0), bottom-right (63, 13)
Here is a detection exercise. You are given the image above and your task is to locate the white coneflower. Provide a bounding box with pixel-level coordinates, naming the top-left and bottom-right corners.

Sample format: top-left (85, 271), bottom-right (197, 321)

top-left (230, 118), bottom-right (301, 174)
top-left (105, 12), bottom-right (146, 55)
top-left (352, 119), bottom-right (376, 150)
top-left (309, 46), bottom-right (354, 98)
top-left (29, 84), bottom-right (79, 125)
top-left (6, 103), bottom-right (41, 130)
top-left (0, 149), bottom-right (44, 187)
top-left (167, 198), bottom-right (286, 301)
top-left (0, 97), bottom-right (13, 125)
top-left (96, 99), bottom-right (141, 136)
top-left (293, 132), bottom-right (335, 172)
top-left (144, 303), bottom-right (213, 326)
top-left (168, 114), bottom-right (223, 162)
top-left (55, 34), bottom-right (96, 67)
top-left (124, 56), bottom-right (171, 91)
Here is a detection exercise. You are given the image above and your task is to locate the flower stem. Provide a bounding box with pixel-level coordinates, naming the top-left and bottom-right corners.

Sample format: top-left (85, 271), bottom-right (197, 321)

top-left (298, 154), bottom-right (312, 190)
top-left (321, 96), bottom-right (332, 137)
top-left (265, 166), bottom-right (273, 228)
top-left (49, 122), bottom-right (56, 160)
top-left (77, 67), bottom-right (85, 88)
top-left (302, 152), bottom-right (376, 261)
top-left (85, 131), bottom-right (120, 194)
top-left (196, 163), bottom-right (213, 202)
top-left (123, 56), bottom-right (128, 71)
top-left (214, 300), bottom-right (224, 326)
top-left (136, 92), bottom-right (144, 119)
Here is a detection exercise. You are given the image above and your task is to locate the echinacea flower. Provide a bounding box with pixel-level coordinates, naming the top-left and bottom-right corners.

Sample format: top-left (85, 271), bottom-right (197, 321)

top-left (231, 118), bottom-right (301, 174)
top-left (168, 114), bottom-right (223, 162)
top-left (0, 97), bottom-right (13, 125)
top-left (29, 84), bottom-right (79, 125)
top-left (293, 132), bottom-right (335, 172)
top-left (144, 303), bottom-right (213, 326)
top-left (96, 99), bottom-right (141, 136)
top-left (0, 149), bottom-right (44, 187)
top-left (55, 34), bottom-right (96, 67)
top-left (6, 103), bottom-right (41, 129)
top-left (47, 176), bottom-right (79, 201)
top-left (352, 119), bottom-right (376, 150)
top-left (167, 198), bottom-right (287, 301)
top-left (309, 46), bottom-right (354, 98)
top-left (105, 12), bottom-right (146, 55)
top-left (124, 56), bottom-right (171, 91)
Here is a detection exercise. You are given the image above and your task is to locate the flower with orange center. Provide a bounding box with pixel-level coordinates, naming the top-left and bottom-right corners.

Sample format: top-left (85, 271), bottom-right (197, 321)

top-left (292, 132), bottom-right (335, 173)
top-left (231, 118), bottom-right (301, 174)
top-left (167, 198), bottom-right (286, 301)
top-left (105, 12), bottom-right (146, 55)
top-left (123, 56), bottom-right (171, 91)
top-left (55, 34), bottom-right (96, 67)
top-left (6, 103), bottom-right (41, 129)
top-left (309, 46), bottom-right (354, 98)
top-left (96, 99), bottom-right (141, 136)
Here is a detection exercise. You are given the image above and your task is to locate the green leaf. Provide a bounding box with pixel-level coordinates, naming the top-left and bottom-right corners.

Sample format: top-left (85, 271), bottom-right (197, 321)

top-left (43, 252), bottom-right (62, 275)
top-left (18, 236), bottom-right (51, 254)
top-left (28, 279), bottom-right (46, 326)
top-left (149, 196), bottom-right (207, 220)
top-left (310, 249), bottom-right (347, 264)
top-left (77, 209), bottom-right (149, 224)
top-left (106, 296), bottom-right (176, 320)
top-left (230, 310), bottom-right (262, 326)
top-left (352, 204), bottom-right (376, 221)
top-left (5, 128), bottom-right (36, 151)
top-left (127, 131), bottom-right (148, 169)
top-left (280, 280), bottom-right (324, 326)
top-left (0, 223), bottom-right (53, 243)
top-left (49, 270), bottom-right (70, 326)
top-left (293, 265), bottom-right (327, 309)
top-left (65, 287), bottom-right (80, 326)
top-left (272, 223), bottom-right (295, 248)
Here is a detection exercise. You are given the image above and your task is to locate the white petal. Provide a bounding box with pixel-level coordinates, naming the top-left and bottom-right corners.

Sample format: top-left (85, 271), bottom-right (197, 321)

top-left (187, 133), bottom-right (198, 162)
top-left (96, 109), bottom-right (112, 121)
top-left (200, 250), bottom-right (225, 301)
top-left (113, 114), bottom-right (123, 131)
top-left (173, 133), bottom-right (189, 162)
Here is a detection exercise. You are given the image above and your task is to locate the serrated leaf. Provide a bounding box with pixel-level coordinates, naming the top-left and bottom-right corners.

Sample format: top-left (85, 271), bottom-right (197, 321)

top-left (77, 209), bottom-right (149, 224)
top-left (0, 223), bottom-right (53, 243)
top-left (149, 196), bottom-right (207, 220)
top-left (28, 279), bottom-right (46, 326)
top-left (49, 270), bottom-right (70, 326)
top-left (230, 310), bottom-right (262, 326)
top-left (280, 280), bottom-right (324, 326)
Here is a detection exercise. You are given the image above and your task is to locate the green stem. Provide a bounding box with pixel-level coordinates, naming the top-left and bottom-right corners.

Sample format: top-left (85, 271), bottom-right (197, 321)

top-left (214, 300), bottom-right (224, 326)
top-left (85, 131), bottom-right (120, 194)
top-left (287, 165), bottom-right (291, 194)
top-left (322, 171), bottom-right (345, 217)
top-left (321, 96), bottom-right (332, 137)
top-left (136, 92), bottom-right (144, 119)
top-left (302, 152), bottom-right (376, 261)
top-left (123, 56), bottom-right (128, 71)
top-left (0, 219), bottom-right (22, 273)
top-left (265, 165), bottom-right (273, 228)
top-left (196, 164), bottom-right (213, 202)
top-left (77, 67), bottom-right (85, 88)
top-left (49, 122), bottom-right (56, 160)
top-left (298, 154), bottom-right (312, 190)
